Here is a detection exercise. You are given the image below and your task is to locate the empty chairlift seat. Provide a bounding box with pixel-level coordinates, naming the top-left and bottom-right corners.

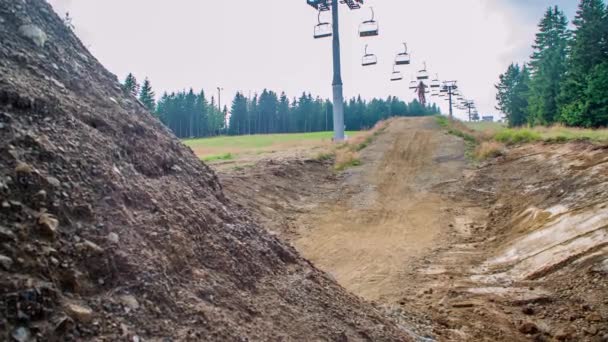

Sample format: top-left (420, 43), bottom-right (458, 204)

top-left (391, 65), bottom-right (403, 81)
top-left (395, 43), bottom-right (411, 65)
top-left (431, 74), bottom-right (441, 89)
top-left (362, 45), bottom-right (377, 66)
top-left (314, 11), bottom-right (332, 39)
top-left (417, 63), bottom-right (429, 81)
top-left (359, 7), bottom-right (379, 37)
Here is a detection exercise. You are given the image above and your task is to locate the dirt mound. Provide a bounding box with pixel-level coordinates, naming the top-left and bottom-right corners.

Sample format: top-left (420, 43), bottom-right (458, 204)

top-left (0, 1), bottom-right (412, 340)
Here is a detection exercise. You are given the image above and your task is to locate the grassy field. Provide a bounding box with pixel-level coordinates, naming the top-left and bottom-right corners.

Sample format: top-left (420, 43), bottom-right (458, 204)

top-left (463, 121), bottom-right (608, 144)
top-left (437, 116), bottom-right (608, 161)
top-left (184, 131), bottom-right (362, 161)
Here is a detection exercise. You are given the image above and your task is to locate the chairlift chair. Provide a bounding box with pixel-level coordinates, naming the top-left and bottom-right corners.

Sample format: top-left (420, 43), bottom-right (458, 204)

top-left (359, 7), bottom-right (379, 37)
top-left (431, 74), bottom-right (441, 88)
top-left (395, 43), bottom-right (411, 65)
top-left (390, 64), bottom-right (403, 81)
top-left (314, 10), bottom-right (332, 39)
top-left (417, 62), bottom-right (429, 80)
top-left (361, 45), bottom-right (377, 66)
top-left (409, 79), bottom-right (418, 89)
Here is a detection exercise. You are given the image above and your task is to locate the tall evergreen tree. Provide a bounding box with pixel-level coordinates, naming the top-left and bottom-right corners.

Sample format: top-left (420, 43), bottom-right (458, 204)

top-left (527, 6), bottom-right (570, 125)
top-left (228, 92), bottom-right (248, 135)
top-left (559, 0), bottom-right (608, 126)
top-left (496, 63), bottom-right (531, 127)
top-left (123, 73), bottom-right (139, 97)
top-left (139, 78), bottom-right (156, 111)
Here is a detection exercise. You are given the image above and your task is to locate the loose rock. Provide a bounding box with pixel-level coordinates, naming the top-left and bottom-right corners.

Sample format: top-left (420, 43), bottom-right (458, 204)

top-left (120, 294), bottom-right (140, 311)
top-left (0, 254), bottom-right (14, 270)
top-left (63, 302), bottom-right (94, 323)
top-left (19, 24), bottom-right (48, 48)
top-left (11, 326), bottom-right (31, 342)
top-left (107, 232), bottom-right (119, 244)
top-left (38, 213), bottom-right (59, 238)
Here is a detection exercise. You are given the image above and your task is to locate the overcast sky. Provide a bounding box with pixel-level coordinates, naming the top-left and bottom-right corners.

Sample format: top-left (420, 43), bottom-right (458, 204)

top-left (47, 0), bottom-right (576, 121)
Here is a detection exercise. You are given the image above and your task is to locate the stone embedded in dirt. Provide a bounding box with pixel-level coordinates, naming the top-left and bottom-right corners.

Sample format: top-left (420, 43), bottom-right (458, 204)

top-left (584, 326), bottom-right (598, 336)
top-left (119, 295), bottom-right (140, 311)
top-left (46, 176), bottom-right (61, 188)
top-left (18, 24), bottom-right (47, 48)
top-left (15, 161), bottom-right (33, 174)
top-left (63, 302), bottom-right (94, 323)
top-left (76, 240), bottom-right (104, 254)
top-left (555, 326), bottom-right (576, 341)
top-left (587, 313), bottom-right (603, 322)
top-left (38, 213), bottom-right (59, 238)
top-left (0, 254), bottom-right (14, 270)
top-left (107, 232), bottom-right (119, 244)
top-left (518, 322), bottom-right (539, 335)
top-left (0, 225), bottom-right (16, 241)
top-left (11, 326), bottom-right (32, 342)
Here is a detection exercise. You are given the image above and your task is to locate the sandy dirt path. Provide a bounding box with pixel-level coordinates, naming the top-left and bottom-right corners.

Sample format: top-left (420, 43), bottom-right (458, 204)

top-left (295, 117), bottom-right (469, 303)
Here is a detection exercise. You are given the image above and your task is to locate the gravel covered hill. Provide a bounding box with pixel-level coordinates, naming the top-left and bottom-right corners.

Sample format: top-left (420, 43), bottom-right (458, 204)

top-left (0, 1), bottom-right (411, 340)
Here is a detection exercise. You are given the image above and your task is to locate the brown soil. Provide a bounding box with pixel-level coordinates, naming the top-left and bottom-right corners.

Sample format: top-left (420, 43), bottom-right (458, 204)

top-left (221, 118), bottom-right (608, 341)
top-left (0, 2), bottom-right (415, 341)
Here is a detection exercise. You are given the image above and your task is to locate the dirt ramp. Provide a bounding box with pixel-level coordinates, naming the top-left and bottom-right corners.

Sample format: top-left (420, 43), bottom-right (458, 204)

top-left (0, 1), bottom-right (412, 340)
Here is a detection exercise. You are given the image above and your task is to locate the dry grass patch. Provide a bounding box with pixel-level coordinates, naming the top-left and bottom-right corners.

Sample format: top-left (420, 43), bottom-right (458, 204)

top-left (474, 141), bottom-right (506, 160)
top-left (334, 150), bottom-right (362, 171)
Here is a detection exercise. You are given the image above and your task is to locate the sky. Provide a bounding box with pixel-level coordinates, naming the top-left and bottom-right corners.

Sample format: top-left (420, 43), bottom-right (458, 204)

top-left (47, 0), bottom-right (577, 121)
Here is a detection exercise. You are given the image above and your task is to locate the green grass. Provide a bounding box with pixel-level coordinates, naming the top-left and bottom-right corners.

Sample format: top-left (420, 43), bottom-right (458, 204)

top-left (315, 152), bottom-right (334, 161)
top-left (435, 115), bottom-right (449, 128)
top-left (494, 129), bottom-right (542, 145)
top-left (201, 153), bottom-right (234, 162)
top-left (184, 131), bottom-right (360, 150)
top-left (335, 158), bottom-right (362, 171)
top-left (464, 121), bottom-right (608, 145)
top-left (465, 121), bottom-right (507, 132)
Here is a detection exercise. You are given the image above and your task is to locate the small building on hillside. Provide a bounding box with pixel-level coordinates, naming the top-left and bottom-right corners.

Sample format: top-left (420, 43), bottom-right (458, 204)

top-left (482, 115), bottom-right (494, 122)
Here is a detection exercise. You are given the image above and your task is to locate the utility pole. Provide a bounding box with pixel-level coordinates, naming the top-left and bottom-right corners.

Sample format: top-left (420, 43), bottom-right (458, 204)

top-left (217, 87), bottom-right (223, 112)
top-left (217, 87), bottom-right (224, 133)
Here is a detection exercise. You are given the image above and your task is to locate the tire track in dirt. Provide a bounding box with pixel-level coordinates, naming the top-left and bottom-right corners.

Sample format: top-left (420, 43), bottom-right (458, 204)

top-left (294, 117), bottom-right (468, 303)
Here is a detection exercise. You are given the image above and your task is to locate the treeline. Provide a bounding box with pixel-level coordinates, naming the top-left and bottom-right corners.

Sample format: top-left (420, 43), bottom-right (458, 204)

top-left (228, 91), bottom-right (440, 136)
top-left (122, 75), bottom-right (440, 138)
top-left (496, 0), bottom-right (608, 128)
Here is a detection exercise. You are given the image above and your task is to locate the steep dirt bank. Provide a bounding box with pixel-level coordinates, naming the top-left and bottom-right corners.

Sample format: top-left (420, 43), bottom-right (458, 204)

top-left (220, 118), bottom-right (608, 341)
top-left (0, 1), bottom-right (415, 340)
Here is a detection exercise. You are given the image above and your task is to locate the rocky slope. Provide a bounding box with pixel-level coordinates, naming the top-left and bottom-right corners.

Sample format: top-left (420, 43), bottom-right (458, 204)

top-left (0, 1), bottom-right (412, 340)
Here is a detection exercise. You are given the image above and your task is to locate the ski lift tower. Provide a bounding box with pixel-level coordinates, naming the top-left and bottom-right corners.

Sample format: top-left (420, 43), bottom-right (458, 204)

top-left (440, 81), bottom-right (458, 119)
top-left (307, 0), bottom-right (363, 141)
top-left (462, 100), bottom-right (476, 122)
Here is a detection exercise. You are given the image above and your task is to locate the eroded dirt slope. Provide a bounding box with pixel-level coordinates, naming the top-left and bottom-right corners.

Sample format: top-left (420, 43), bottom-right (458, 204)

top-left (221, 117), bottom-right (608, 341)
top-left (0, 1), bottom-right (415, 340)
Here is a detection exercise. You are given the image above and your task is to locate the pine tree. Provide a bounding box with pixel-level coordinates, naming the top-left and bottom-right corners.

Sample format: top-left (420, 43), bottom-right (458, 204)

top-left (229, 92), bottom-right (248, 135)
top-left (123, 73), bottom-right (139, 97)
top-left (559, 0), bottom-right (608, 126)
top-left (278, 92), bottom-right (290, 133)
top-left (527, 6), bottom-right (570, 125)
top-left (496, 64), bottom-right (531, 127)
top-left (138, 78), bottom-right (156, 111)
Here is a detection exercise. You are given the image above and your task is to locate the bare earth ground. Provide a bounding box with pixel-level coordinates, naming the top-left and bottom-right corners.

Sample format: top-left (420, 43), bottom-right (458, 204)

top-left (220, 117), bottom-right (608, 341)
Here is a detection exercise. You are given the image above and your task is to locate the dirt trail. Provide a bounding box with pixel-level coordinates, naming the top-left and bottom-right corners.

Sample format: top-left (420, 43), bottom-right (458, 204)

top-left (295, 118), bottom-right (467, 302)
top-left (221, 116), bottom-right (608, 341)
